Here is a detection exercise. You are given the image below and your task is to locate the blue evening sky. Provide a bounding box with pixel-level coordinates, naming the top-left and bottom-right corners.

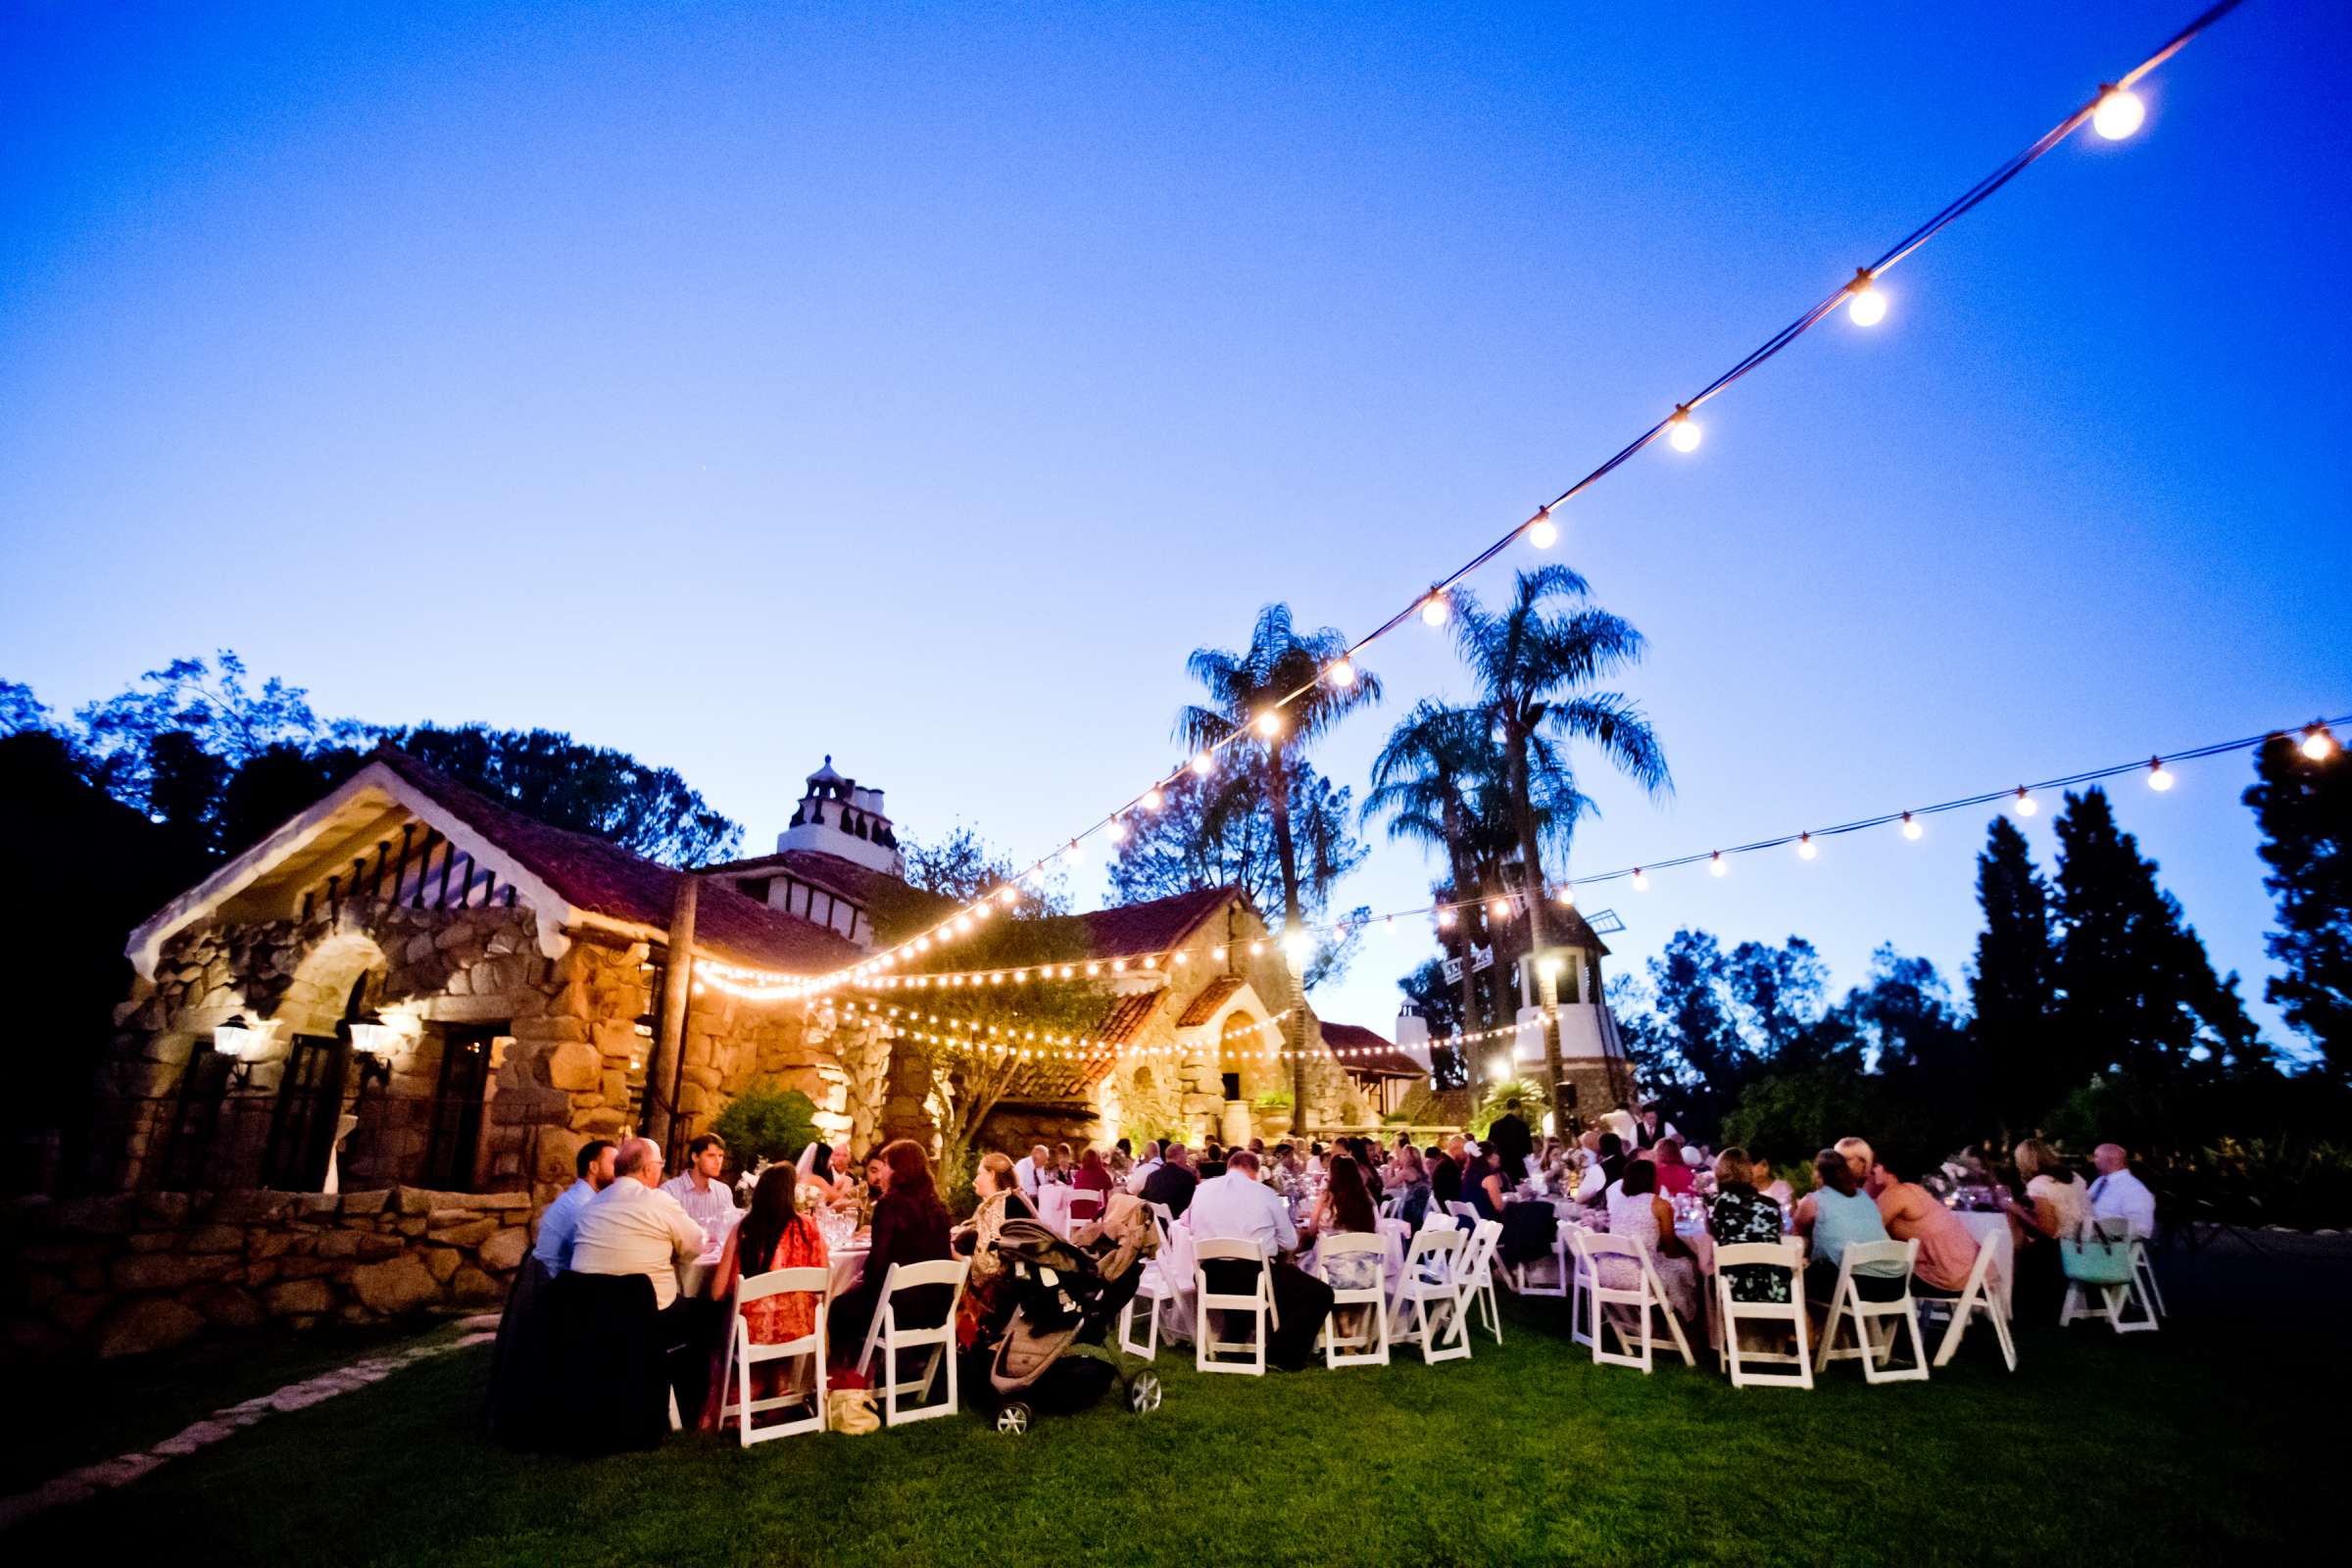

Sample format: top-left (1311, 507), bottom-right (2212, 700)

top-left (4, 2), bottom-right (2346, 1054)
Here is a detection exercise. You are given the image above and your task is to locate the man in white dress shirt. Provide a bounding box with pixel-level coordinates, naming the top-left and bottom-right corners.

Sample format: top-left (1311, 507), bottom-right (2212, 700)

top-left (2088, 1144), bottom-right (2158, 1239)
top-left (1013, 1144), bottom-right (1050, 1200)
top-left (1125, 1140), bottom-right (1163, 1195)
top-left (572, 1137), bottom-right (707, 1312)
top-left (660, 1134), bottom-right (740, 1238)
top-left (1187, 1150), bottom-right (1333, 1370)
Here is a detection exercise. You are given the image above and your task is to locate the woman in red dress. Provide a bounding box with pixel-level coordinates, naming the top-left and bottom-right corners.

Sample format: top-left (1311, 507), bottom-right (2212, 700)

top-left (1070, 1147), bottom-right (1115, 1225)
top-left (699, 1162), bottom-right (829, 1428)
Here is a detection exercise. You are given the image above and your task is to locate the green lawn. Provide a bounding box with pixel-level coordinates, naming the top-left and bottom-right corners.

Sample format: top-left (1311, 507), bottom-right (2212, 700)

top-left (5, 1294), bottom-right (2335, 1567)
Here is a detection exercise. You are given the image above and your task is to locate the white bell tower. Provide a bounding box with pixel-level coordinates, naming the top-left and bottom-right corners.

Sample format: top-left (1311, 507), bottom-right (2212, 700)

top-left (776, 757), bottom-right (905, 875)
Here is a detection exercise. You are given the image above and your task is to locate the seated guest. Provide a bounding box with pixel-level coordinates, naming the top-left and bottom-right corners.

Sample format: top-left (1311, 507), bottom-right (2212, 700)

top-left (1070, 1147), bottom-right (1115, 1223)
top-left (1351, 1139), bottom-right (1384, 1202)
top-left (570, 1137), bottom-right (711, 1419)
top-left (1389, 1145), bottom-right (1432, 1228)
top-left (1303, 1153), bottom-right (1383, 1338)
top-left (797, 1142), bottom-right (856, 1205)
top-left (1463, 1146), bottom-right (1511, 1221)
top-left (1651, 1135), bottom-right (1696, 1197)
top-left (1190, 1149), bottom-right (1335, 1371)
top-left (1704, 1148), bottom-right (1788, 1304)
top-left (1795, 1148), bottom-right (1906, 1305)
top-left (1013, 1144), bottom-right (1050, 1201)
top-left (534, 1138), bottom-right (618, 1273)
top-left (1750, 1151), bottom-right (1794, 1207)
top-left (1580, 1132), bottom-right (1626, 1206)
top-left (662, 1134), bottom-right (740, 1238)
top-left (1141, 1141), bottom-right (1199, 1219)
top-left (831, 1139), bottom-right (955, 1360)
top-left (2002, 1137), bottom-right (2091, 1317)
top-left (1126, 1139), bottom-right (1164, 1194)
top-left (2089, 1142), bottom-right (2158, 1240)
top-left (1600, 1158), bottom-right (1701, 1323)
top-left (1199, 1139), bottom-right (1228, 1181)
top-left (698, 1161), bottom-right (829, 1428)
top-left (1430, 1141), bottom-right (1463, 1211)
top-left (1051, 1142), bottom-right (1077, 1184)
top-left (1106, 1147), bottom-right (1132, 1186)
top-left (954, 1152), bottom-right (1035, 1348)
top-left (1868, 1148), bottom-right (1979, 1297)
top-left (1834, 1137), bottom-right (1875, 1187)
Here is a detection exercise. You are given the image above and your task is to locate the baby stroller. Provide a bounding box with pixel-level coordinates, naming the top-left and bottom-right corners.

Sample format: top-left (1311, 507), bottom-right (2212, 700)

top-left (978, 1213), bottom-right (1162, 1435)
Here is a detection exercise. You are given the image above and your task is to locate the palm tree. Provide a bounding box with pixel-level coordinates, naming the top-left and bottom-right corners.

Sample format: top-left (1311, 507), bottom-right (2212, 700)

top-left (1452, 564), bottom-right (1670, 1111)
top-left (1177, 604), bottom-right (1382, 1134)
top-left (1363, 700), bottom-right (1504, 1037)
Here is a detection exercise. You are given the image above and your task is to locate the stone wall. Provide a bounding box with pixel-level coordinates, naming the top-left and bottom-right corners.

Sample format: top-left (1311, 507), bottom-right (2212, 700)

top-left (2, 1186), bottom-right (534, 1361)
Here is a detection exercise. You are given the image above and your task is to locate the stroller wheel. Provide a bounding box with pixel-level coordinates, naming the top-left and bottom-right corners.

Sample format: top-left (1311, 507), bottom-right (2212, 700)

top-left (1128, 1371), bottom-right (1162, 1415)
top-left (995, 1401), bottom-right (1033, 1436)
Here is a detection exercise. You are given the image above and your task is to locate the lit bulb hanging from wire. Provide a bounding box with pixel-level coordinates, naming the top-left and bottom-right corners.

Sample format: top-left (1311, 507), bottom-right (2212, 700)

top-left (2013, 787), bottom-right (2038, 817)
top-left (1421, 590), bottom-right (1452, 627)
top-left (1668, 405), bottom-right (1701, 453)
top-left (2092, 84), bottom-right (2145, 140)
top-left (1528, 509), bottom-right (1559, 550)
top-left (1901, 811), bottom-right (1924, 841)
top-left (1326, 659), bottom-right (1355, 689)
top-left (2302, 723), bottom-right (2337, 762)
top-left (1845, 268), bottom-right (1887, 326)
top-left (1797, 833), bottom-right (1818, 860)
top-left (1709, 852), bottom-right (1727, 877)
top-left (2147, 757), bottom-right (2175, 792)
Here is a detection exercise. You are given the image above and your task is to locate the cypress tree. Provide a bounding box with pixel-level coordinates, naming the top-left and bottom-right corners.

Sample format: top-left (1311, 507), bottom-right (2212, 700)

top-left (1969, 815), bottom-right (2056, 1130)
top-left (2244, 732), bottom-right (2352, 1079)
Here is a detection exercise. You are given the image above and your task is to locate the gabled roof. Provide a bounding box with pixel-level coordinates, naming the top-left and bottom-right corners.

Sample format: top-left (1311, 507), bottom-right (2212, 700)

top-left (1322, 1021), bottom-right (1423, 1078)
top-left (1065, 884), bottom-right (1241, 957)
top-left (127, 745), bottom-right (865, 979)
top-left (1174, 974), bottom-right (1247, 1028)
top-left (707, 846), bottom-right (937, 912)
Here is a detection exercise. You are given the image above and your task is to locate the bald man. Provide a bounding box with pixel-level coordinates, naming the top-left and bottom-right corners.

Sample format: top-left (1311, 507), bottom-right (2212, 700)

top-left (570, 1137), bottom-right (705, 1309)
top-left (2088, 1143), bottom-right (2157, 1239)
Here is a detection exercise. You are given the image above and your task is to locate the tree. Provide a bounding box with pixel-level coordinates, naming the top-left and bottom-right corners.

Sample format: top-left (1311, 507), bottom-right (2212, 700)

top-left (1364, 700), bottom-right (1514, 1039)
top-left (1968, 816), bottom-right (2056, 1132)
top-left (2051, 787), bottom-right (2254, 1091)
top-left (73, 652), bottom-right (344, 815)
top-left (1452, 566), bottom-right (1669, 1112)
top-left (388, 724), bottom-right (742, 867)
top-left (2245, 732), bottom-right (2352, 1077)
top-left (1171, 605), bottom-right (1384, 1133)
top-left (1, 680), bottom-right (53, 737)
top-left (1639, 928), bottom-right (1747, 1130)
top-left (1724, 936), bottom-right (1830, 1063)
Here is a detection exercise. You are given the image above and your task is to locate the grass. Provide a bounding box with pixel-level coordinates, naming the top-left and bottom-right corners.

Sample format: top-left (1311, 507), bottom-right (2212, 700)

top-left (4, 1293), bottom-right (2338, 1567)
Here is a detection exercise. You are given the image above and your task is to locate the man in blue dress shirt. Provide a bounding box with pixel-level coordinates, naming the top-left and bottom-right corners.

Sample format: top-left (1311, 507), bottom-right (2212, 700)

top-left (533, 1138), bottom-right (618, 1273)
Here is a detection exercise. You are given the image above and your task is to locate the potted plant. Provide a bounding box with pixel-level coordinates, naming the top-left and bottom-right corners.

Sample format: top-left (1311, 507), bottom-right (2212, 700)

top-left (1252, 1088), bottom-right (1295, 1140)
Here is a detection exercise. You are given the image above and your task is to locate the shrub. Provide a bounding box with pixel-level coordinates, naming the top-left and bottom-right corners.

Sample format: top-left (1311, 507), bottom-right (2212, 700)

top-left (1468, 1077), bottom-right (1547, 1139)
top-left (708, 1080), bottom-right (820, 1173)
top-left (1251, 1089), bottom-right (1294, 1111)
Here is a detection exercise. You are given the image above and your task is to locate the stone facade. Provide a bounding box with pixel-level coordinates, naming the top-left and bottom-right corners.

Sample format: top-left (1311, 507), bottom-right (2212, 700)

top-left (2, 1186), bottom-right (533, 1360)
top-left (96, 896), bottom-right (890, 1207)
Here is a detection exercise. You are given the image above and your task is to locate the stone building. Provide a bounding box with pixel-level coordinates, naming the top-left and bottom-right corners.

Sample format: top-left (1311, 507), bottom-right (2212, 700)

top-left (99, 745), bottom-right (896, 1201)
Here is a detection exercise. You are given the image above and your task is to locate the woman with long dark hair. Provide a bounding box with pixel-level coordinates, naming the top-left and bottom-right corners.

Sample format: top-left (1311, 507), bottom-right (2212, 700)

top-left (699, 1161), bottom-right (828, 1428)
top-left (830, 1138), bottom-right (954, 1361)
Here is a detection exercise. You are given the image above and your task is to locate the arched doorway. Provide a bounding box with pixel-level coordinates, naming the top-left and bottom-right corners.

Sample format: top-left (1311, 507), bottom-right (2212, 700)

top-left (264, 934), bottom-right (387, 1191)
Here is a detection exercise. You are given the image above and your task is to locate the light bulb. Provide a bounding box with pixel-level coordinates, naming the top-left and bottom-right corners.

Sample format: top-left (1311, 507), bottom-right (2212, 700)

top-left (1902, 812), bottom-right (1924, 841)
top-left (1668, 406), bottom-right (1701, 453)
top-left (1191, 753), bottom-right (1214, 777)
top-left (1797, 833), bottom-right (1818, 860)
top-left (1631, 869), bottom-right (1649, 892)
top-left (2147, 757), bottom-right (2174, 792)
top-left (2092, 85), bottom-right (2144, 141)
top-left (1488, 897), bottom-right (1510, 919)
top-left (1421, 591), bottom-right (1451, 627)
top-left (1254, 710), bottom-right (1281, 737)
top-left (2301, 723), bottom-right (2337, 762)
top-left (1557, 885), bottom-right (1576, 908)
top-left (998, 886), bottom-right (1018, 906)
top-left (1326, 659), bottom-right (1355, 689)
top-left (1106, 816), bottom-right (1127, 842)
top-left (1282, 932), bottom-right (1313, 972)
top-left (1143, 786), bottom-right (1164, 810)
top-left (1063, 839), bottom-right (1083, 864)
top-left (1709, 852), bottom-right (1727, 877)
top-left (1846, 269), bottom-right (1886, 326)
top-left (1528, 512), bottom-right (1559, 550)
top-left (2014, 787), bottom-right (2037, 817)
top-left (1437, 907), bottom-right (1456, 930)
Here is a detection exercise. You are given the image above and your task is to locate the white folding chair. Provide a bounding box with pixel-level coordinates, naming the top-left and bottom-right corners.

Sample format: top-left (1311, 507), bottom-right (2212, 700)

top-left (1312, 1233), bottom-right (1392, 1369)
top-left (1921, 1230), bottom-right (2017, 1372)
top-left (1119, 1205), bottom-right (1177, 1360)
top-left (1815, 1239), bottom-right (1928, 1383)
top-left (1712, 1241), bottom-right (1811, 1391)
top-left (2131, 1237), bottom-right (2167, 1318)
top-left (1571, 1231), bottom-right (1693, 1374)
top-left (1194, 1237), bottom-right (1278, 1375)
top-left (1390, 1226), bottom-right (1470, 1363)
top-left (2060, 1216), bottom-right (2159, 1334)
top-left (1424, 1210), bottom-right (1461, 1233)
top-left (1446, 1200), bottom-right (1479, 1225)
top-left (855, 1256), bottom-right (970, 1425)
top-left (1566, 1225), bottom-right (1598, 1347)
top-left (721, 1265), bottom-right (831, 1444)
top-left (1456, 1219), bottom-right (1505, 1345)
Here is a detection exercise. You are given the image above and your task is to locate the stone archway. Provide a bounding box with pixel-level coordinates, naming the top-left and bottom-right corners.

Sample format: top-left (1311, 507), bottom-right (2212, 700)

top-left (260, 932), bottom-right (391, 1191)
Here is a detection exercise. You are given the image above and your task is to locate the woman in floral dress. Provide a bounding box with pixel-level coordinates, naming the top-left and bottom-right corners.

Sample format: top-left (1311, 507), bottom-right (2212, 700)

top-left (1704, 1148), bottom-right (1789, 1304)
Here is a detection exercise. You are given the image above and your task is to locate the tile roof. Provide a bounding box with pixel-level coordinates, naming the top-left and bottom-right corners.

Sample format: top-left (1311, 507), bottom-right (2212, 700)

top-left (1173, 974), bottom-right (1246, 1027)
top-left (1062, 884), bottom-right (1242, 957)
top-left (1322, 1020), bottom-right (1423, 1078)
top-left (995, 987), bottom-right (1163, 1103)
top-left (370, 745), bottom-right (865, 976)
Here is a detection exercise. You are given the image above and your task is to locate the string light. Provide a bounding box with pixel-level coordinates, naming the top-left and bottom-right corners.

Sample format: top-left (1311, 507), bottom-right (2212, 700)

top-left (2147, 757), bottom-right (2175, 792)
top-left (1106, 816), bottom-right (1128, 842)
top-left (1797, 833), bottom-right (1818, 860)
top-left (1556, 885), bottom-right (1576, 908)
top-left (2093, 84), bottom-right (2146, 140)
top-left (653, 7), bottom-right (2252, 1004)
top-left (2013, 787), bottom-right (2038, 817)
top-left (1488, 896), bottom-right (1510, 919)
top-left (1254, 710), bottom-right (1282, 737)
top-left (1667, 405), bottom-right (1701, 453)
top-left (1902, 811), bottom-right (1924, 840)
top-left (1325, 659), bottom-right (1356, 689)
top-left (1631, 868), bottom-right (1649, 891)
top-left (1708, 852), bottom-right (1727, 877)
top-left (1143, 787), bottom-right (1164, 810)
top-left (2302, 723), bottom-right (2337, 762)
top-left (1527, 509), bottom-right (1559, 550)
top-left (1845, 268), bottom-right (1887, 326)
